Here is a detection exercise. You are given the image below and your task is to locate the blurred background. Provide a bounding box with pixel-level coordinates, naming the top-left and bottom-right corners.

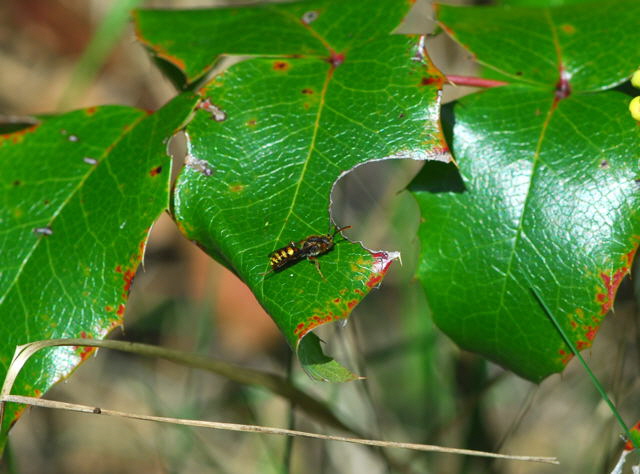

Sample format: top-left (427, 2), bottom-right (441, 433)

top-left (2, 0), bottom-right (640, 473)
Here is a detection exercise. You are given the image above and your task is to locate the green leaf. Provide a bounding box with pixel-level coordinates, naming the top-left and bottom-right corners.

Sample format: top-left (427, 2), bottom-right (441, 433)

top-left (0, 93), bottom-right (198, 432)
top-left (413, 86), bottom-right (640, 382)
top-left (414, 1), bottom-right (640, 382)
top-left (158, 0), bottom-right (449, 380)
top-left (436, 0), bottom-right (640, 91)
top-left (134, 0), bottom-right (416, 86)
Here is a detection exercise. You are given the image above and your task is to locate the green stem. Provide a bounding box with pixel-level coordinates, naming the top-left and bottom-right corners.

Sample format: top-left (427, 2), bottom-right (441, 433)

top-left (529, 285), bottom-right (637, 449)
top-left (57, 0), bottom-right (144, 110)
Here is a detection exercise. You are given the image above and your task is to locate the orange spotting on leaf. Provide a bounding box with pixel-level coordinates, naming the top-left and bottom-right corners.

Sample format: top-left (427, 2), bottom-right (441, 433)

top-left (560, 24), bottom-right (576, 34)
top-left (149, 166), bottom-right (162, 176)
top-left (229, 184), bottom-right (245, 193)
top-left (273, 61), bottom-right (290, 71)
top-left (585, 327), bottom-right (597, 341)
top-left (75, 332), bottom-right (95, 361)
top-left (366, 274), bottom-right (383, 289)
top-left (142, 39), bottom-right (186, 73)
top-left (558, 348), bottom-right (573, 366)
top-left (575, 340), bottom-right (589, 350)
top-left (246, 119), bottom-right (257, 127)
top-left (598, 270), bottom-right (627, 314)
top-left (116, 304), bottom-right (126, 316)
top-left (123, 269), bottom-right (136, 296)
top-left (622, 242), bottom-right (639, 268)
top-left (85, 106), bottom-right (98, 116)
top-left (78, 346), bottom-right (96, 361)
top-left (0, 124), bottom-right (38, 145)
top-left (333, 298), bottom-right (341, 304)
top-left (105, 305), bottom-right (113, 312)
top-left (347, 300), bottom-right (358, 309)
top-left (624, 421), bottom-right (640, 451)
top-left (301, 88), bottom-right (314, 95)
top-left (115, 265), bottom-right (123, 273)
top-left (420, 77), bottom-right (438, 86)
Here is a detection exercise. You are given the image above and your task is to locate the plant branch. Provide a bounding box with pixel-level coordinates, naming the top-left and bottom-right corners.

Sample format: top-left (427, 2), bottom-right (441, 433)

top-left (1, 395), bottom-right (559, 464)
top-left (445, 75), bottom-right (508, 88)
top-left (0, 338), bottom-right (350, 434)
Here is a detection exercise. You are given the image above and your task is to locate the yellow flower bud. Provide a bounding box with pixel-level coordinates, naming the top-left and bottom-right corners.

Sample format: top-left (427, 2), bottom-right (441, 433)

top-left (630, 96), bottom-right (640, 121)
top-left (632, 69), bottom-right (640, 89)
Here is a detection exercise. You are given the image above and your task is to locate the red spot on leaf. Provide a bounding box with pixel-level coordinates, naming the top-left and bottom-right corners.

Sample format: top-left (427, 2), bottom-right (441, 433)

top-left (328, 52), bottom-right (345, 68)
top-left (85, 106), bottom-right (98, 116)
top-left (576, 340), bottom-right (589, 350)
top-left (246, 119), bottom-right (257, 127)
top-left (149, 166), bottom-right (162, 177)
top-left (555, 66), bottom-right (571, 100)
top-left (229, 184), bottom-right (245, 193)
top-left (116, 304), bottom-right (126, 316)
top-left (123, 269), bottom-right (135, 297)
top-left (273, 61), bottom-right (290, 71)
top-left (624, 421), bottom-right (640, 450)
top-left (595, 241), bottom-right (638, 314)
top-left (599, 270), bottom-right (626, 314)
top-left (301, 88), bottom-right (314, 95)
top-left (333, 298), bottom-right (340, 304)
top-left (366, 274), bottom-right (383, 289)
top-left (420, 77), bottom-right (437, 86)
top-left (105, 305), bottom-right (113, 312)
top-left (585, 327), bottom-right (597, 341)
top-left (558, 349), bottom-right (573, 365)
top-left (75, 332), bottom-right (95, 361)
top-left (347, 300), bottom-right (358, 309)
top-left (115, 265), bottom-right (123, 273)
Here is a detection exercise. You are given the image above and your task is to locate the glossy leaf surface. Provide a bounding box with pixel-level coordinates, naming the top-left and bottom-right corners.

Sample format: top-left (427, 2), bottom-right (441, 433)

top-left (412, 3), bottom-right (640, 381)
top-left (414, 88), bottom-right (639, 381)
top-left (135, 0), bottom-right (421, 86)
top-left (0, 93), bottom-right (197, 431)
top-left (437, 0), bottom-right (640, 91)
top-left (137, 0), bottom-right (450, 380)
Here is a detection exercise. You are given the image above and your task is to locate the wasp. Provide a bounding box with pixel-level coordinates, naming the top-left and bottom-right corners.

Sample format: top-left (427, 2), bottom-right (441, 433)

top-left (265, 225), bottom-right (351, 279)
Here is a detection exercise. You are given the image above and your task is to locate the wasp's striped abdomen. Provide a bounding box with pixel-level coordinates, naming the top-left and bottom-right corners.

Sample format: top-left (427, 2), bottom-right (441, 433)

top-left (268, 243), bottom-right (300, 271)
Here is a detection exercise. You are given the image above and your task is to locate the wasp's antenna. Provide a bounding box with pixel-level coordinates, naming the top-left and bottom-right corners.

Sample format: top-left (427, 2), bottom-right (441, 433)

top-left (332, 225), bottom-right (351, 237)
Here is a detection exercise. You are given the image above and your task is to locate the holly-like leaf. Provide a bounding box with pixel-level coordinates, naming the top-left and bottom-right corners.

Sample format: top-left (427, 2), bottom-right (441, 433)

top-left (412, 3), bottom-right (640, 382)
top-left (437, 0), bottom-right (640, 91)
top-left (0, 93), bottom-right (198, 432)
top-left (135, 0), bottom-right (421, 87)
top-left (136, 0), bottom-right (450, 380)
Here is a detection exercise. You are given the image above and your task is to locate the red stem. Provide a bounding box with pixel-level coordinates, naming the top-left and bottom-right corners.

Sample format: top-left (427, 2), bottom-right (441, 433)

top-left (445, 75), bottom-right (508, 88)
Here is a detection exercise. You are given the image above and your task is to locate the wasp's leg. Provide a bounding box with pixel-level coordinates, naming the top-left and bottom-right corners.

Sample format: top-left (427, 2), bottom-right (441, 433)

top-left (308, 256), bottom-right (326, 281)
top-left (261, 266), bottom-right (276, 278)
